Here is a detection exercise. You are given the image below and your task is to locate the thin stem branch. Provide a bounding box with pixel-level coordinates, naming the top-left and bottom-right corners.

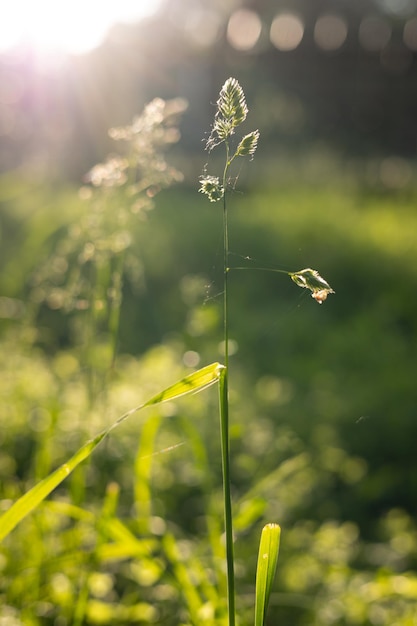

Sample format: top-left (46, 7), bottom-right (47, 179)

top-left (219, 140), bottom-right (235, 626)
top-left (230, 267), bottom-right (290, 275)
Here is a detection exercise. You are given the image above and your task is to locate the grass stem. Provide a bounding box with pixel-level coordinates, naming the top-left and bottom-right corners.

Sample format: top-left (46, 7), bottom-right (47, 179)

top-left (230, 267), bottom-right (289, 275)
top-left (220, 141), bottom-right (236, 626)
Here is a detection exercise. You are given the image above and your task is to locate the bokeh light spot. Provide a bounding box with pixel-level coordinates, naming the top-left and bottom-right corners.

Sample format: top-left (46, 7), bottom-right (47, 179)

top-left (270, 12), bottom-right (304, 51)
top-left (314, 14), bottom-right (348, 51)
top-left (184, 8), bottom-right (222, 48)
top-left (403, 17), bottom-right (417, 50)
top-left (379, 156), bottom-right (412, 189)
top-left (227, 9), bottom-right (262, 51)
top-left (359, 15), bottom-right (392, 51)
top-left (218, 339), bottom-right (238, 357)
top-left (182, 351), bottom-right (200, 368)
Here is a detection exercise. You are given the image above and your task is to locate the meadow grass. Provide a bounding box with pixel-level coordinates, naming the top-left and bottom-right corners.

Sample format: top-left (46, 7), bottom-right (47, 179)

top-left (1, 81), bottom-right (417, 625)
top-left (0, 78), bottom-right (284, 626)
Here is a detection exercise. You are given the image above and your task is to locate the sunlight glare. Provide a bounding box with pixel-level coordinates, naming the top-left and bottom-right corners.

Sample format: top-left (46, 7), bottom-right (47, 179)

top-left (0, 0), bottom-right (163, 55)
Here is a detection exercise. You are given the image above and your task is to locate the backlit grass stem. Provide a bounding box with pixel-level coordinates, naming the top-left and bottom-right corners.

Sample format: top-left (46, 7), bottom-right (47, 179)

top-left (200, 77), bottom-right (260, 626)
top-left (220, 138), bottom-right (236, 626)
top-left (200, 78), bottom-right (333, 625)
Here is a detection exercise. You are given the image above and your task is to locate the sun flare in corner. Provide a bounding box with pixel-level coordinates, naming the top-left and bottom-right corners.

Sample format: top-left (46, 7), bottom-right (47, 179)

top-left (0, 0), bottom-right (164, 56)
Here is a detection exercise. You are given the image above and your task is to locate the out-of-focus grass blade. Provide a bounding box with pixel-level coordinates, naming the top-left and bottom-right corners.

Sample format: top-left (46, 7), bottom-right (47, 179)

top-left (0, 433), bottom-right (105, 543)
top-left (163, 532), bottom-right (203, 623)
top-left (0, 362), bottom-right (223, 543)
top-left (135, 414), bottom-right (162, 534)
top-left (254, 523), bottom-right (281, 626)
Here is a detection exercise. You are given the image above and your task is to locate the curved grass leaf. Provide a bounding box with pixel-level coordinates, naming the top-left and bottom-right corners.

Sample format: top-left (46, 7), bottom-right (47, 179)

top-left (254, 523), bottom-right (281, 626)
top-left (0, 362), bottom-right (224, 543)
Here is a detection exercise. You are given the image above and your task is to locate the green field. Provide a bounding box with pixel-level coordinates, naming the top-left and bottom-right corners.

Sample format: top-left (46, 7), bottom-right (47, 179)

top-left (1, 166), bottom-right (417, 624)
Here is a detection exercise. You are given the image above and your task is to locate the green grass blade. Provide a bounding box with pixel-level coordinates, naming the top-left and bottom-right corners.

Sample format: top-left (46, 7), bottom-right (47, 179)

top-left (0, 362), bottom-right (224, 543)
top-left (254, 523), bottom-right (281, 626)
top-left (108, 361), bottom-right (225, 432)
top-left (144, 361), bottom-right (225, 405)
top-left (0, 432), bottom-right (105, 543)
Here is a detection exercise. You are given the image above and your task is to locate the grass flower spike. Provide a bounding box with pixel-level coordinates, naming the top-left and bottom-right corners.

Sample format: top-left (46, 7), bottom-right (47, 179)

top-left (200, 78), bottom-right (266, 626)
top-left (206, 77), bottom-right (253, 151)
top-left (199, 175), bottom-right (224, 202)
top-left (217, 77), bottom-right (248, 126)
top-left (235, 130), bottom-right (260, 159)
top-left (202, 77), bottom-right (259, 206)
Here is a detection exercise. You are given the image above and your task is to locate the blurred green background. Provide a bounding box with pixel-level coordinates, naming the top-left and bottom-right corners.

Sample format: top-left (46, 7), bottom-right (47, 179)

top-left (1, 0), bottom-right (417, 624)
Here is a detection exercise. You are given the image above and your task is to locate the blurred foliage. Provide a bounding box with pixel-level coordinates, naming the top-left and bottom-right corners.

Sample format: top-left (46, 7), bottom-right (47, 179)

top-left (1, 153), bottom-right (417, 623)
top-left (1, 0), bottom-right (417, 621)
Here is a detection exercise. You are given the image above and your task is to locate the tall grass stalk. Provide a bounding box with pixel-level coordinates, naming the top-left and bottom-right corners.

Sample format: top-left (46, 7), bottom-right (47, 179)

top-left (200, 77), bottom-right (260, 626)
top-left (200, 78), bottom-right (335, 625)
top-left (221, 135), bottom-right (235, 626)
